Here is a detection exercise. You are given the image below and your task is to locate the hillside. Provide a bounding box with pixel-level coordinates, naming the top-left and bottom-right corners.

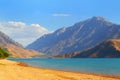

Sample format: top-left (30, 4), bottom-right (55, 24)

top-left (70, 39), bottom-right (120, 58)
top-left (0, 31), bottom-right (41, 58)
top-left (0, 31), bottom-right (22, 47)
top-left (55, 39), bottom-right (120, 58)
top-left (27, 17), bottom-right (120, 56)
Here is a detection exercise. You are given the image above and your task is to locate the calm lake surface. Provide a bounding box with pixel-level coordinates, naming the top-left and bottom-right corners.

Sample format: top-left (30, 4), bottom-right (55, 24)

top-left (8, 58), bottom-right (120, 76)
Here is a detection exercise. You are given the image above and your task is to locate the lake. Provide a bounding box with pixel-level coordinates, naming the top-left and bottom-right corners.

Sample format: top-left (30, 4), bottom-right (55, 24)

top-left (8, 58), bottom-right (120, 76)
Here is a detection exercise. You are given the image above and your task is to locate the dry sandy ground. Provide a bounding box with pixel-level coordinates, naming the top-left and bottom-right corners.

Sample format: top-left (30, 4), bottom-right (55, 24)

top-left (0, 59), bottom-right (119, 80)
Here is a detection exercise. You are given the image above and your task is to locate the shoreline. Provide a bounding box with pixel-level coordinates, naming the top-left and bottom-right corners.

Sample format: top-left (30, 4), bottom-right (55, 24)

top-left (34, 67), bottom-right (120, 79)
top-left (15, 60), bottom-right (120, 78)
top-left (17, 60), bottom-right (120, 79)
top-left (0, 59), bottom-right (119, 80)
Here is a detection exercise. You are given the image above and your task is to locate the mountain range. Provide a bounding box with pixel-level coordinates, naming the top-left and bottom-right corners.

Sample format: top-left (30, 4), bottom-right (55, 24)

top-left (56, 39), bottom-right (120, 58)
top-left (27, 17), bottom-right (120, 57)
top-left (0, 31), bottom-right (41, 58)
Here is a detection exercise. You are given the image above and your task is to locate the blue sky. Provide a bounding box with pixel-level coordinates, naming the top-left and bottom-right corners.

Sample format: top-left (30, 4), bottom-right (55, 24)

top-left (0, 0), bottom-right (120, 46)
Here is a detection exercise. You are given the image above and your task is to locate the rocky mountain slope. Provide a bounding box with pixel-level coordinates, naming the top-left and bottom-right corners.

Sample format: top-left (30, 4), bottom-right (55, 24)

top-left (27, 17), bottom-right (120, 56)
top-left (66, 39), bottom-right (120, 58)
top-left (0, 31), bottom-right (41, 58)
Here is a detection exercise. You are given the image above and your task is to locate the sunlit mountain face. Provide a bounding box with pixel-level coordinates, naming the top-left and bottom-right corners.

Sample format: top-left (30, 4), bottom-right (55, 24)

top-left (27, 17), bottom-right (120, 56)
top-left (0, 31), bottom-right (40, 58)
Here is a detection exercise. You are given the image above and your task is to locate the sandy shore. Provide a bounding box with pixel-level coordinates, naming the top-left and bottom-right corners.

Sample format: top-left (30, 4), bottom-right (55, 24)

top-left (0, 59), bottom-right (119, 80)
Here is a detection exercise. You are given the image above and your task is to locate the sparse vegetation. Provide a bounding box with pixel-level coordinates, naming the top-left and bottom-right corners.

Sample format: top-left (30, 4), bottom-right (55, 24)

top-left (0, 47), bottom-right (10, 58)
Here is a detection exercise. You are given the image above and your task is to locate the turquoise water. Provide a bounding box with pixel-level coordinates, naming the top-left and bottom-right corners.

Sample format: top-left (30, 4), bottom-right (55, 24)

top-left (8, 58), bottom-right (120, 76)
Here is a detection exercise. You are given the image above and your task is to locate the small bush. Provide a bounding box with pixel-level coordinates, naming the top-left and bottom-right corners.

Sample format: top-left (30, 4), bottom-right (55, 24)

top-left (0, 47), bottom-right (10, 59)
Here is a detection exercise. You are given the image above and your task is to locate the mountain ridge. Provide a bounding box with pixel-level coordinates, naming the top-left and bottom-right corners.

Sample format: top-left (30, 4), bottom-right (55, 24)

top-left (0, 31), bottom-right (41, 58)
top-left (27, 16), bottom-right (120, 56)
top-left (72, 39), bottom-right (120, 58)
top-left (0, 31), bottom-right (22, 47)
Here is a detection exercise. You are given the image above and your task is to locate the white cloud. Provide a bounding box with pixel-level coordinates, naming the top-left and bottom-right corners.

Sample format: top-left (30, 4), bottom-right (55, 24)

top-left (8, 21), bottom-right (26, 27)
top-left (30, 24), bottom-right (40, 27)
top-left (0, 21), bottom-right (49, 46)
top-left (52, 14), bottom-right (71, 17)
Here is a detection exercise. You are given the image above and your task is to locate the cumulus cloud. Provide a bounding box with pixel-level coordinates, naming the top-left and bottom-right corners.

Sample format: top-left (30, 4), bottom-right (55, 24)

top-left (8, 21), bottom-right (26, 27)
top-left (52, 13), bottom-right (71, 17)
top-left (0, 21), bottom-right (49, 46)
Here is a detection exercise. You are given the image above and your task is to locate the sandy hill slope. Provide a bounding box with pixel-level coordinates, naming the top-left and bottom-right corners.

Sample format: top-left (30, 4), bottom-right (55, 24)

top-left (0, 31), bottom-right (41, 58)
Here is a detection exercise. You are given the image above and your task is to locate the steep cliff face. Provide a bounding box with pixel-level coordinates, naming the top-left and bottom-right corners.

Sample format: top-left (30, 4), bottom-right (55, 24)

top-left (27, 17), bottom-right (120, 56)
top-left (0, 31), bottom-right (41, 58)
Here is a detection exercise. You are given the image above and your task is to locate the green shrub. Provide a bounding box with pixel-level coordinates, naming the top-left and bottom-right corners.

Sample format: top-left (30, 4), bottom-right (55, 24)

top-left (0, 47), bottom-right (10, 59)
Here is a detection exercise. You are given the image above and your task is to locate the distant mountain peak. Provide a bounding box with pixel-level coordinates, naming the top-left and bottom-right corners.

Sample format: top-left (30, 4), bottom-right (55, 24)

top-left (89, 16), bottom-right (113, 24)
top-left (27, 17), bottom-right (120, 56)
top-left (91, 16), bottom-right (106, 20)
top-left (74, 16), bottom-right (113, 27)
top-left (81, 16), bottom-right (114, 26)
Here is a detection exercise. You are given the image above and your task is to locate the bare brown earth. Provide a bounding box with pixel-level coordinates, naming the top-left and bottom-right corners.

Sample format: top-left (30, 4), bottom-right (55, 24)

top-left (6, 44), bottom-right (42, 58)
